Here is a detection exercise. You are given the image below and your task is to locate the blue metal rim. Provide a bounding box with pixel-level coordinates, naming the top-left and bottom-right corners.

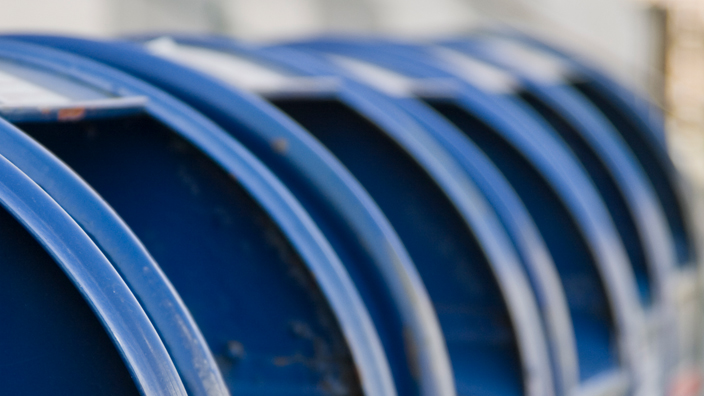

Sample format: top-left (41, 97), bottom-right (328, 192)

top-left (335, 84), bottom-right (555, 396)
top-left (426, 41), bottom-right (683, 387)
top-left (303, 79), bottom-right (555, 396)
top-left (251, 42), bottom-right (580, 394)
top-left (445, 32), bottom-right (698, 268)
top-left (0, 115), bottom-right (229, 396)
top-left (0, 37), bottom-right (396, 396)
top-left (0, 145), bottom-right (187, 396)
top-left (167, 36), bottom-right (559, 396)
top-left (6, 34), bottom-right (455, 396)
top-left (439, 40), bottom-right (677, 301)
top-left (283, 38), bottom-right (645, 384)
top-left (130, 35), bottom-right (456, 396)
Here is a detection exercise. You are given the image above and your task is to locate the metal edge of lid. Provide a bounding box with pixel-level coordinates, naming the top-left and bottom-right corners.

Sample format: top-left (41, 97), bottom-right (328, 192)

top-left (230, 37), bottom-right (556, 396)
top-left (452, 91), bottom-right (646, 374)
top-left (0, 36), bottom-right (397, 396)
top-left (132, 34), bottom-right (459, 396)
top-left (0, 96), bottom-right (148, 123)
top-left (223, 37), bottom-right (556, 396)
top-left (257, 39), bottom-right (558, 396)
top-left (272, 38), bottom-right (576, 392)
top-left (0, 113), bottom-right (230, 396)
top-left (0, 143), bottom-right (187, 396)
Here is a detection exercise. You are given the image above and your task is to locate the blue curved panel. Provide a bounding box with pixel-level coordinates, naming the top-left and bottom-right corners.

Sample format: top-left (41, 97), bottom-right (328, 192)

top-left (0, 38), bottom-right (393, 396)
top-left (440, 39), bottom-right (676, 304)
top-left (0, 95), bottom-right (228, 396)
top-left (452, 32), bottom-right (696, 269)
top-left (5, 35), bottom-right (455, 396)
top-left (281, 38), bottom-right (644, 391)
top-left (270, 96), bottom-right (536, 396)
top-left (147, 36), bottom-right (557, 396)
top-left (253, 43), bottom-right (578, 396)
top-left (0, 150), bottom-right (186, 396)
top-left (434, 41), bottom-right (682, 388)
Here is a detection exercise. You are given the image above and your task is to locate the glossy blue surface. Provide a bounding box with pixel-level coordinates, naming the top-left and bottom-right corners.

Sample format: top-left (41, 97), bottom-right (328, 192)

top-left (0, 148), bottom-right (186, 395)
top-left (0, 114), bottom-right (228, 395)
top-left (470, 29), bottom-right (668, 148)
top-left (160, 36), bottom-right (557, 396)
top-left (254, 44), bottom-right (578, 396)
top-left (6, 34), bottom-right (454, 396)
top-left (0, 46), bottom-right (227, 396)
top-left (441, 40), bottom-right (676, 309)
top-left (453, 32), bottom-right (697, 269)
top-left (271, 95), bottom-right (537, 396)
top-left (0, 37), bottom-right (393, 396)
top-left (284, 38), bottom-right (643, 385)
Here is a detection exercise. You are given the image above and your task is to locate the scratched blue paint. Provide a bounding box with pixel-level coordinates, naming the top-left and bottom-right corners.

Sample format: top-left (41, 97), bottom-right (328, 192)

top-left (5, 34), bottom-right (458, 396)
top-left (140, 35), bottom-right (558, 396)
top-left (0, 38), bottom-right (393, 396)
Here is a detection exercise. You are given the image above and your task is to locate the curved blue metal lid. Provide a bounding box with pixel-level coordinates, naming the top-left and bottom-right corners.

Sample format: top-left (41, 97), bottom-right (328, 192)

top-left (0, 113), bottom-right (229, 395)
top-left (7, 34), bottom-right (454, 396)
top-left (431, 42), bottom-right (687, 386)
top-left (440, 40), bottom-right (676, 307)
top-left (0, 37), bottom-right (395, 396)
top-left (0, 143), bottom-right (187, 396)
top-left (285, 37), bottom-right (644, 387)
top-left (159, 35), bottom-right (557, 396)
top-left (449, 32), bottom-right (698, 269)
top-left (254, 42), bottom-right (579, 396)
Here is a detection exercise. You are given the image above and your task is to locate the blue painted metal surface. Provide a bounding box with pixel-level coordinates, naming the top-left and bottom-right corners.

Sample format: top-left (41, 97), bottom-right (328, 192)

top-left (251, 44), bottom-right (579, 396)
top-left (282, 37), bottom-right (646, 391)
top-left (0, 145), bottom-right (187, 395)
top-left (0, 37), bottom-right (394, 396)
top-left (441, 40), bottom-right (677, 302)
top-left (0, 28), bottom-right (695, 396)
top-left (436, 39), bottom-right (682, 376)
top-left (452, 32), bottom-right (698, 270)
top-left (0, 110), bottom-right (229, 395)
top-left (6, 34), bottom-right (456, 396)
top-left (131, 35), bottom-right (558, 396)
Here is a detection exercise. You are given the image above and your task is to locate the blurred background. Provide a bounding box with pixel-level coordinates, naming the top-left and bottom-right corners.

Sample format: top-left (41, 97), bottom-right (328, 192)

top-left (2, 0), bottom-right (702, 191)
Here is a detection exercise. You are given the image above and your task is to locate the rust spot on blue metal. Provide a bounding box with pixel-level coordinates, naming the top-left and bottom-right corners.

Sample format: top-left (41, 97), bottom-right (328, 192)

top-left (57, 107), bottom-right (86, 121)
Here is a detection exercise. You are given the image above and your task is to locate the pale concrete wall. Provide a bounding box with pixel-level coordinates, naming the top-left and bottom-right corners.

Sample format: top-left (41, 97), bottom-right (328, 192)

top-left (0, 0), bottom-right (663, 96)
top-left (0, 0), bottom-right (112, 36)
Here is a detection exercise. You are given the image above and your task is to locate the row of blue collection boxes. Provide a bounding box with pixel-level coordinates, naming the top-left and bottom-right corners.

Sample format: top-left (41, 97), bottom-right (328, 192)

top-left (0, 30), bottom-right (700, 396)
